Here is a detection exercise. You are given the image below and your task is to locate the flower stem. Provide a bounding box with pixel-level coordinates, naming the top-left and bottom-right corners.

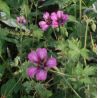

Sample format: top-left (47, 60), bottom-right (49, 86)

top-left (50, 69), bottom-right (82, 98)
top-left (30, 0), bottom-right (34, 10)
top-left (63, 78), bottom-right (82, 98)
top-left (79, 0), bottom-right (82, 20)
top-left (35, 1), bottom-right (39, 24)
top-left (90, 32), bottom-right (94, 48)
top-left (0, 55), bottom-right (5, 63)
top-left (84, 22), bottom-right (88, 48)
top-left (50, 69), bottom-right (72, 77)
top-left (53, 28), bottom-right (58, 40)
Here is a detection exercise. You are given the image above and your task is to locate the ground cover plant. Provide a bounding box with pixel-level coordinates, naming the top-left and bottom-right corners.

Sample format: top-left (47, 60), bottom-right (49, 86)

top-left (0, 0), bottom-right (97, 98)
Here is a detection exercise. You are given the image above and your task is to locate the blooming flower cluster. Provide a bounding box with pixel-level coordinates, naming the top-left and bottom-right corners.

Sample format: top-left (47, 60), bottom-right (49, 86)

top-left (16, 16), bottom-right (27, 24)
top-left (27, 48), bottom-right (57, 81)
top-left (39, 10), bottom-right (68, 31)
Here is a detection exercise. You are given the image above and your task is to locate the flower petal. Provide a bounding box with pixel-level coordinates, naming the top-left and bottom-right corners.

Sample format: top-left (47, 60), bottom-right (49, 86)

top-left (39, 21), bottom-right (49, 31)
top-left (62, 14), bottom-right (69, 22)
top-left (28, 51), bottom-right (39, 63)
top-left (22, 19), bottom-right (27, 24)
top-left (16, 17), bottom-right (20, 23)
top-left (51, 12), bottom-right (58, 21)
top-left (57, 11), bottom-right (64, 18)
top-left (43, 12), bottom-right (50, 20)
top-left (52, 21), bottom-right (59, 28)
top-left (36, 48), bottom-right (47, 60)
top-left (46, 57), bottom-right (57, 68)
top-left (27, 66), bottom-right (37, 78)
top-left (36, 69), bottom-right (47, 81)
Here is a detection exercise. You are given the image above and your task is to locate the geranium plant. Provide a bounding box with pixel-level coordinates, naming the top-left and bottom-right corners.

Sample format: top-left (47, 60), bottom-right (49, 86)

top-left (0, 0), bottom-right (97, 98)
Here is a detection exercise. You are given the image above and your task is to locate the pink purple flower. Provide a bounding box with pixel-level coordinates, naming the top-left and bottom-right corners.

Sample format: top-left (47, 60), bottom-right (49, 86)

top-left (16, 16), bottom-right (27, 24)
top-left (28, 51), bottom-right (39, 63)
top-left (51, 11), bottom-right (68, 27)
top-left (16, 17), bottom-right (20, 23)
top-left (51, 12), bottom-right (58, 21)
top-left (46, 57), bottom-right (57, 68)
top-left (43, 12), bottom-right (50, 21)
top-left (27, 66), bottom-right (37, 78)
top-left (27, 48), bottom-right (57, 81)
top-left (39, 21), bottom-right (49, 31)
top-left (36, 69), bottom-right (47, 81)
top-left (39, 10), bottom-right (68, 31)
top-left (52, 21), bottom-right (59, 28)
top-left (39, 12), bottom-right (52, 31)
top-left (36, 48), bottom-right (47, 61)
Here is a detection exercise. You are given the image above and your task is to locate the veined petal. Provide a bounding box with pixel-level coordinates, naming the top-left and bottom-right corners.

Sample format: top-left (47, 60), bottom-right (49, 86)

top-left (39, 21), bottom-right (47, 26)
top-left (36, 69), bottom-right (47, 81)
top-left (62, 14), bottom-right (69, 22)
top-left (39, 21), bottom-right (49, 31)
top-left (57, 11), bottom-right (64, 18)
top-left (16, 17), bottom-right (20, 23)
top-left (43, 12), bottom-right (50, 20)
top-left (28, 51), bottom-right (39, 63)
top-left (52, 21), bottom-right (59, 28)
top-left (27, 66), bottom-right (37, 78)
top-left (51, 12), bottom-right (58, 21)
top-left (46, 57), bottom-right (57, 68)
top-left (36, 48), bottom-right (47, 60)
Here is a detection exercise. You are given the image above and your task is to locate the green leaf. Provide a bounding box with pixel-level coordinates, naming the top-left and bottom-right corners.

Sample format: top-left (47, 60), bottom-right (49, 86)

top-left (50, 89), bottom-right (65, 98)
top-left (60, 26), bottom-right (68, 37)
top-left (40, 0), bottom-right (73, 8)
top-left (0, 28), bottom-right (8, 54)
top-left (83, 66), bottom-right (96, 76)
top-left (21, 3), bottom-right (30, 17)
top-left (23, 81), bottom-right (34, 94)
top-left (80, 48), bottom-right (89, 59)
top-left (1, 79), bottom-right (16, 95)
top-left (68, 15), bottom-right (78, 23)
top-left (0, 65), bottom-right (5, 79)
top-left (74, 63), bottom-right (83, 75)
top-left (20, 61), bottom-right (30, 79)
top-left (80, 77), bottom-right (91, 84)
top-left (72, 63), bottom-right (96, 84)
top-left (0, 28), bottom-right (8, 39)
top-left (67, 38), bottom-right (81, 61)
top-left (0, 11), bottom-right (7, 19)
top-left (0, 0), bottom-right (10, 16)
top-left (35, 83), bottom-right (52, 98)
top-left (0, 18), bottom-right (30, 32)
top-left (32, 25), bottom-right (43, 40)
top-left (21, 95), bottom-right (33, 98)
top-left (40, 0), bottom-right (56, 7)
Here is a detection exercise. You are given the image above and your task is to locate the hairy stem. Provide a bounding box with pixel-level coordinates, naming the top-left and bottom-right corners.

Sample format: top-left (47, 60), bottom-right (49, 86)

top-left (35, 1), bottom-right (39, 24)
top-left (79, 0), bottom-right (82, 20)
top-left (50, 69), bottom-right (82, 98)
top-left (84, 22), bottom-right (88, 48)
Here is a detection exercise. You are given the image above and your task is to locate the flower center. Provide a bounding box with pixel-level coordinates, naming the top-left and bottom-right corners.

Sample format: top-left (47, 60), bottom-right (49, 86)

top-left (46, 18), bottom-right (52, 25)
top-left (58, 18), bottom-right (64, 24)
